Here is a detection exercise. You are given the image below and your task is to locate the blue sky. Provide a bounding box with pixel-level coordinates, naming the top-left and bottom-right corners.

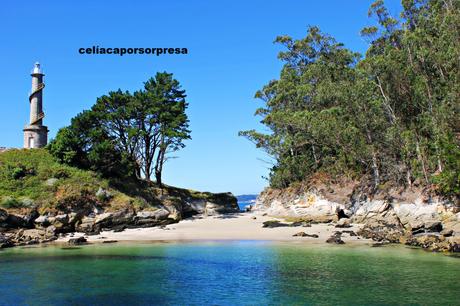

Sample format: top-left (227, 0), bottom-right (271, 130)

top-left (0, 0), bottom-right (402, 195)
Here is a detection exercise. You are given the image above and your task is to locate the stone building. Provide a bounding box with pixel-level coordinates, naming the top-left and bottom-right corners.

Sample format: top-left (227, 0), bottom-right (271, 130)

top-left (23, 62), bottom-right (48, 148)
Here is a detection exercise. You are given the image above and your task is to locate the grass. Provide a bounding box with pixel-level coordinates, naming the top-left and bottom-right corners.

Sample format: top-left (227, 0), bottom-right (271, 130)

top-left (0, 149), bottom-right (235, 214)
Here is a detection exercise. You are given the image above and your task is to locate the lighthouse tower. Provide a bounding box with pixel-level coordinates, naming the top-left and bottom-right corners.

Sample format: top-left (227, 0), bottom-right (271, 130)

top-left (23, 62), bottom-right (48, 148)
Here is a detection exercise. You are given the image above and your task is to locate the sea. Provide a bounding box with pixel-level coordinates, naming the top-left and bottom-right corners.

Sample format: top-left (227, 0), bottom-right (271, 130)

top-left (0, 241), bottom-right (459, 305)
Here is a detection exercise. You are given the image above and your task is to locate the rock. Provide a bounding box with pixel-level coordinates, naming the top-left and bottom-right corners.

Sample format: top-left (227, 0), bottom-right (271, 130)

top-left (326, 235), bottom-right (345, 244)
top-left (96, 188), bottom-right (113, 201)
top-left (136, 208), bottom-right (169, 221)
top-left (68, 236), bottom-right (87, 245)
top-left (102, 240), bottom-right (118, 244)
top-left (357, 220), bottom-right (405, 243)
top-left (0, 209), bottom-right (8, 223)
top-left (424, 221), bottom-right (442, 232)
top-left (262, 220), bottom-right (290, 228)
top-left (393, 202), bottom-right (444, 232)
top-left (0, 234), bottom-right (14, 248)
top-left (4, 214), bottom-right (29, 228)
top-left (341, 230), bottom-right (357, 236)
top-left (95, 212), bottom-right (113, 224)
top-left (293, 231), bottom-right (318, 238)
top-left (75, 217), bottom-right (99, 234)
top-left (440, 229), bottom-right (454, 237)
top-left (256, 191), bottom-right (345, 222)
top-left (290, 221), bottom-right (312, 227)
top-left (45, 178), bottom-right (58, 186)
top-left (112, 225), bottom-right (126, 232)
top-left (22, 229), bottom-right (45, 240)
top-left (34, 215), bottom-right (50, 227)
top-left (45, 226), bottom-right (58, 239)
top-left (353, 200), bottom-right (390, 223)
top-left (335, 218), bottom-right (352, 228)
top-left (251, 216), bottom-right (257, 220)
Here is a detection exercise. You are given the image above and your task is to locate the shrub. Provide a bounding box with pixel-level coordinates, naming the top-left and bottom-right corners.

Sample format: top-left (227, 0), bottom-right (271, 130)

top-left (1, 197), bottom-right (21, 209)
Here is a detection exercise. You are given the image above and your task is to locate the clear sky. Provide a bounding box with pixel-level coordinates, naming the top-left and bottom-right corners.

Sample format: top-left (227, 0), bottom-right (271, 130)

top-left (0, 0), bottom-right (402, 195)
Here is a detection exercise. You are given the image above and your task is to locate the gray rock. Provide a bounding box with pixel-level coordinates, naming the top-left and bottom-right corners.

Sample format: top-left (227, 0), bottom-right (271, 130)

top-left (441, 229), bottom-right (454, 237)
top-left (136, 208), bottom-right (169, 221)
top-left (34, 215), bottom-right (49, 226)
top-left (95, 212), bottom-right (113, 224)
top-left (293, 231), bottom-right (319, 238)
top-left (326, 235), bottom-right (345, 244)
top-left (68, 236), bottom-right (87, 245)
top-left (0, 209), bottom-right (8, 223)
top-left (45, 178), bottom-right (58, 186)
top-left (335, 218), bottom-right (352, 228)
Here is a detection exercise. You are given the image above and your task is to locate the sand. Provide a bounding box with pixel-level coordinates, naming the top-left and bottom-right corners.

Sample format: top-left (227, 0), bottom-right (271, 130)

top-left (57, 213), bottom-right (373, 245)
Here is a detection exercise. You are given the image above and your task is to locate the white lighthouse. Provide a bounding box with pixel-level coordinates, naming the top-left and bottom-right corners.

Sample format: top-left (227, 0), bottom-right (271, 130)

top-left (23, 62), bottom-right (48, 148)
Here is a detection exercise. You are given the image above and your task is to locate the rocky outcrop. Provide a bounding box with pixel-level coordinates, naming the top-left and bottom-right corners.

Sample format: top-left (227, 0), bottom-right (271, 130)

top-left (256, 186), bottom-right (460, 252)
top-left (0, 189), bottom-right (238, 248)
top-left (256, 192), bottom-right (346, 223)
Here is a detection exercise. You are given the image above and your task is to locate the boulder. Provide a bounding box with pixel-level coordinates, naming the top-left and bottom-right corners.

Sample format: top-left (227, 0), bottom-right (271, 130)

top-left (0, 209), bottom-right (8, 222)
top-left (335, 218), bottom-right (352, 228)
top-left (291, 221), bottom-right (312, 227)
top-left (293, 231), bottom-right (319, 238)
top-left (393, 202), bottom-right (443, 231)
top-left (75, 217), bottom-right (98, 234)
top-left (136, 208), bottom-right (169, 221)
top-left (0, 234), bottom-right (14, 248)
top-left (94, 212), bottom-right (113, 225)
top-left (352, 200), bottom-right (390, 223)
top-left (440, 229), bottom-right (453, 237)
top-left (68, 236), bottom-right (87, 245)
top-left (262, 220), bottom-right (290, 228)
top-left (34, 215), bottom-right (50, 227)
top-left (326, 235), bottom-right (345, 244)
top-left (358, 220), bottom-right (405, 243)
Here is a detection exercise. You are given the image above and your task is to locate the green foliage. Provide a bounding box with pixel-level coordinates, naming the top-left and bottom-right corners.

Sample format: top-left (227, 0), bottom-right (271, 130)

top-left (241, 0), bottom-right (460, 197)
top-left (0, 149), bottom-right (105, 207)
top-left (48, 72), bottom-right (191, 185)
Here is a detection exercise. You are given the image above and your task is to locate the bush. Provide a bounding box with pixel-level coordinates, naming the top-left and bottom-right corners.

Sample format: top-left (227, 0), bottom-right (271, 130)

top-left (11, 166), bottom-right (26, 180)
top-left (0, 197), bottom-right (22, 208)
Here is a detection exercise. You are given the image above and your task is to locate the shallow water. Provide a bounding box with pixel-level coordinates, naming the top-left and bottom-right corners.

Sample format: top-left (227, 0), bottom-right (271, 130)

top-left (0, 241), bottom-right (459, 305)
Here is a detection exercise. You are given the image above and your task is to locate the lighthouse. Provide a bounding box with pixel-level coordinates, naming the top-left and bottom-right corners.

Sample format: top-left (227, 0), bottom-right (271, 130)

top-left (23, 62), bottom-right (48, 148)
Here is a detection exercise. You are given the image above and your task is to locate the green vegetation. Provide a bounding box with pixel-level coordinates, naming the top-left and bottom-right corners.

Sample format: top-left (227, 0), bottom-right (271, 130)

top-left (0, 149), bottom-right (226, 214)
top-left (49, 71), bottom-right (190, 186)
top-left (0, 149), bottom-right (107, 211)
top-left (241, 0), bottom-right (459, 197)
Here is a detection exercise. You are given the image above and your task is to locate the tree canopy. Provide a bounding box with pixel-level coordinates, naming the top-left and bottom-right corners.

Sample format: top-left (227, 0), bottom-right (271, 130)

top-left (49, 72), bottom-right (191, 186)
top-left (241, 0), bottom-right (459, 197)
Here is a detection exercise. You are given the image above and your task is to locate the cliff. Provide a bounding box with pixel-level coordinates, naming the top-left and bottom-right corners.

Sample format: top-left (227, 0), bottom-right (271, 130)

top-left (0, 149), bottom-right (238, 248)
top-left (255, 176), bottom-right (460, 252)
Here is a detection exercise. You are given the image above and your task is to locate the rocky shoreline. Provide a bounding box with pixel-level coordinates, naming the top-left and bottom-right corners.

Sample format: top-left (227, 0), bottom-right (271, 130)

top-left (0, 189), bottom-right (239, 249)
top-left (255, 185), bottom-right (460, 252)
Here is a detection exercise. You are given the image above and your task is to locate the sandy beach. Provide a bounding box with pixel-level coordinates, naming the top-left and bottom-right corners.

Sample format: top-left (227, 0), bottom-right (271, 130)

top-left (57, 213), bottom-right (372, 245)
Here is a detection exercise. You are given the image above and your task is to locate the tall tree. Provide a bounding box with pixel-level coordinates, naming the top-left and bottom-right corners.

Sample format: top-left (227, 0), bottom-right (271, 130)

top-left (49, 72), bottom-right (191, 186)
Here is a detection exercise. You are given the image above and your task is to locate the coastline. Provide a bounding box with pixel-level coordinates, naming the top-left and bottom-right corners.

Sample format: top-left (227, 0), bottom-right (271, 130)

top-left (55, 212), bottom-right (373, 245)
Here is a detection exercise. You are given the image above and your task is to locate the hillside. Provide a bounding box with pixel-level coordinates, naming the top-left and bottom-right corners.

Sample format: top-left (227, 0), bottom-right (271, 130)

top-left (0, 149), bottom-right (238, 247)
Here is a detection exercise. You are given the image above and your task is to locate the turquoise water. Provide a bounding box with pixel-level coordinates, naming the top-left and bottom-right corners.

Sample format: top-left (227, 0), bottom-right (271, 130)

top-left (0, 241), bottom-right (459, 305)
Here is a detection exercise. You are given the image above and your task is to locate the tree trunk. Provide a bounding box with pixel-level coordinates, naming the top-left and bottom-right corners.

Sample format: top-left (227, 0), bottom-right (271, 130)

top-left (155, 170), bottom-right (162, 187)
top-left (406, 165), bottom-right (412, 188)
top-left (371, 149), bottom-right (380, 189)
